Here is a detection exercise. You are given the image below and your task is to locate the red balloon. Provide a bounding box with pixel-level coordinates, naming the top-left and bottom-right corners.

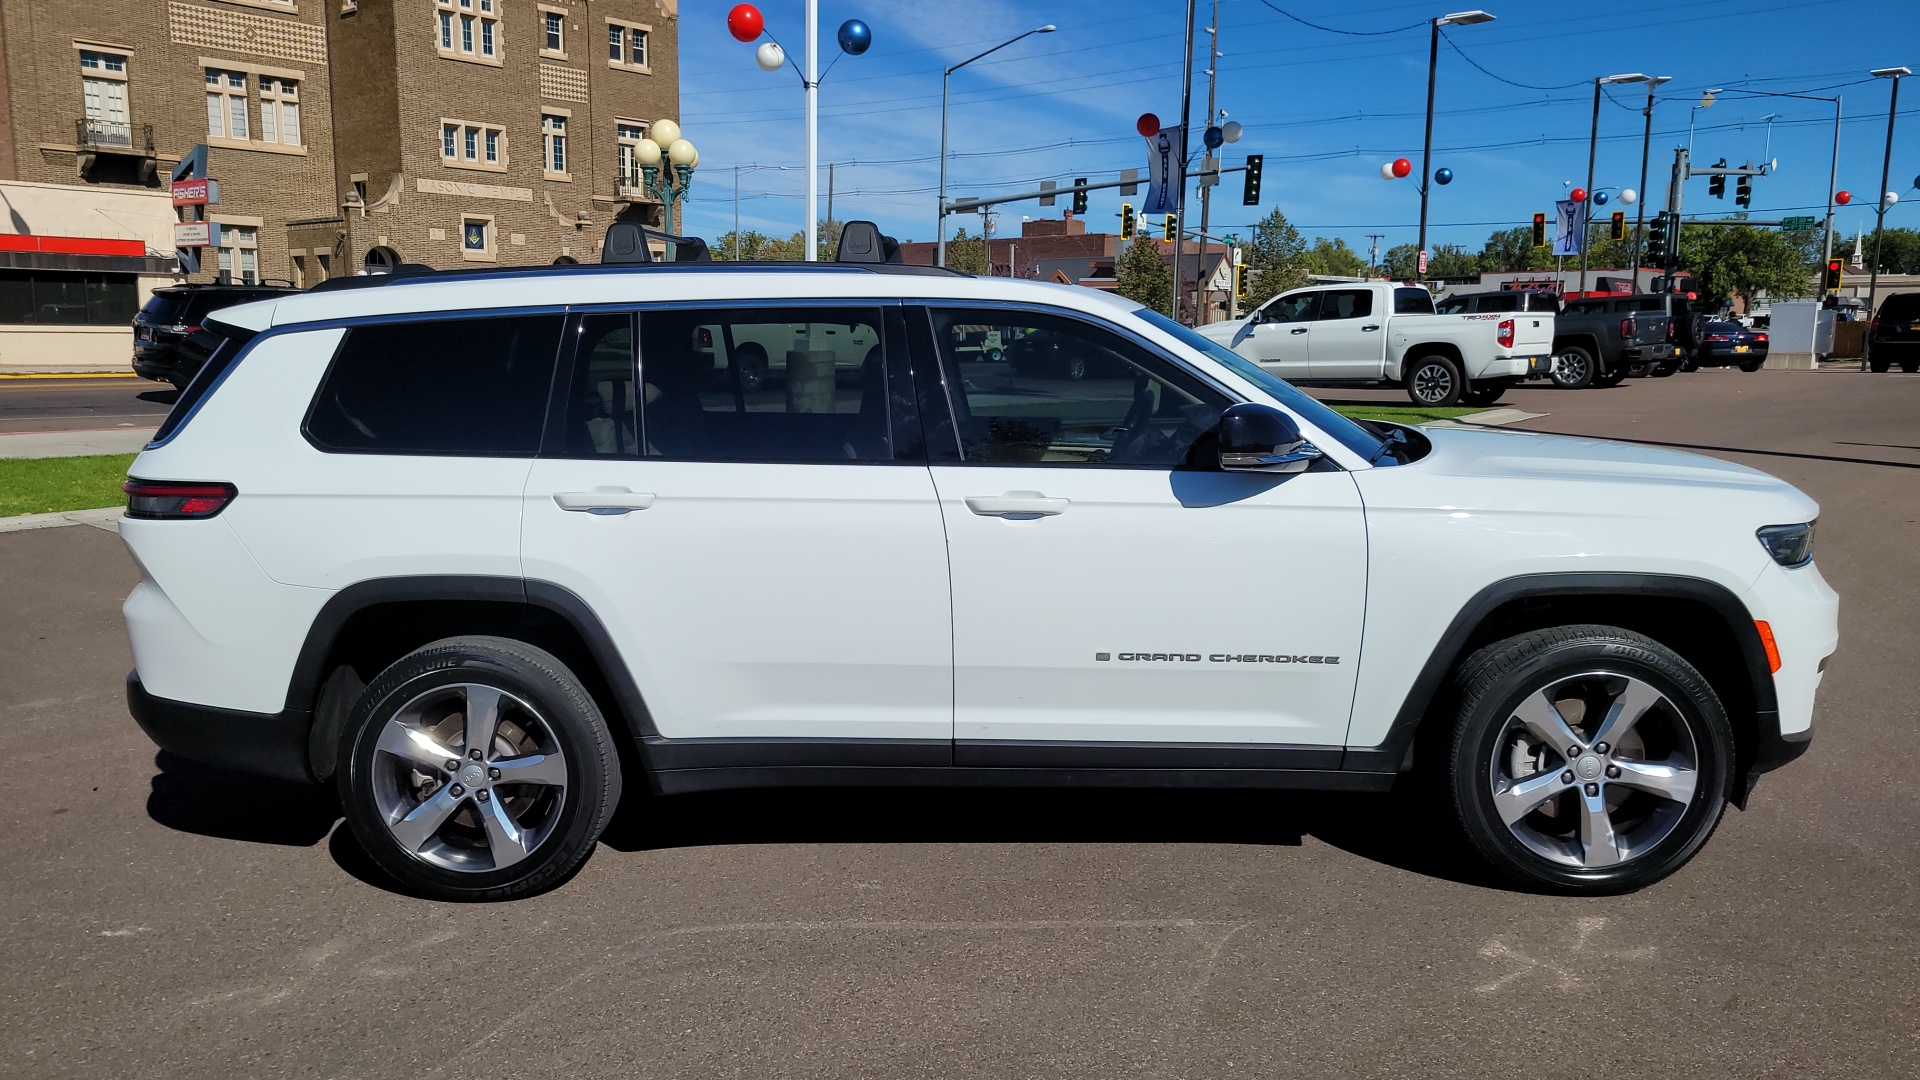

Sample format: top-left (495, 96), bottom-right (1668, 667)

top-left (727, 3), bottom-right (764, 42)
top-left (1137, 113), bottom-right (1161, 138)
top-left (1835, 190), bottom-right (1852, 205)
top-left (1570, 187), bottom-right (1587, 203)
top-left (1391, 157), bottom-right (1412, 179)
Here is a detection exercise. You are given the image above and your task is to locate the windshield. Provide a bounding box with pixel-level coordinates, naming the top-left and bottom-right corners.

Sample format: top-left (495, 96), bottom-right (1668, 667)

top-left (1131, 308), bottom-right (1387, 462)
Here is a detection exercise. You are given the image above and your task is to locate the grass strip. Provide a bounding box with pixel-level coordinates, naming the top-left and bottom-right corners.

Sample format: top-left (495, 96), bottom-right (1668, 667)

top-left (1331, 404), bottom-right (1484, 426)
top-left (0, 454), bottom-right (136, 517)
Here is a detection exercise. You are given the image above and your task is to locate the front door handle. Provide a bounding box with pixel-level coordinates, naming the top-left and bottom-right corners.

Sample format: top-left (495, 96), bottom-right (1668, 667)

top-left (965, 491), bottom-right (1069, 517)
top-left (554, 489), bottom-right (656, 514)
top-left (1289, 327), bottom-right (1309, 335)
top-left (1361, 324), bottom-right (1380, 331)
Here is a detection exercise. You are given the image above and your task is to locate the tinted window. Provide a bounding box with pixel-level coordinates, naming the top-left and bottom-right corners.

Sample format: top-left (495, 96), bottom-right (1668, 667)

top-left (927, 309), bottom-right (1228, 467)
top-left (1566, 301), bottom-right (1607, 316)
top-left (1877, 294), bottom-right (1920, 321)
top-left (1320, 289), bottom-right (1375, 320)
top-left (139, 292), bottom-right (190, 324)
top-left (551, 313), bottom-right (639, 457)
top-left (306, 314), bottom-right (564, 455)
top-left (639, 306), bottom-right (896, 463)
top-left (1392, 287), bottom-right (1434, 314)
top-left (151, 333), bottom-right (247, 446)
top-left (1261, 292), bottom-right (1319, 323)
top-left (0, 270), bottom-right (136, 325)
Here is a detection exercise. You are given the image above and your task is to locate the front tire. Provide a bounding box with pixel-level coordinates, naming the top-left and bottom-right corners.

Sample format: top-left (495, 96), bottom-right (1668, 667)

top-left (1406, 355), bottom-right (1464, 406)
top-left (1549, 346), bottom-right (1595, 389)
top-left (1443, 626), bottom-right (1734, 894)
top-left (338, 636), bottom-right (622, 902)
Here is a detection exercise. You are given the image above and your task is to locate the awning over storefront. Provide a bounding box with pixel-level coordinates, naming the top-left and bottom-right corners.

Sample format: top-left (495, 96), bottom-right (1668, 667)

top-left (0, 234), bottom-right (174, 274)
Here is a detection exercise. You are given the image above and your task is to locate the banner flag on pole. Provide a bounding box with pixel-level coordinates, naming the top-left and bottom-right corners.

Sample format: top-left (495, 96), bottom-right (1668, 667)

top-left (1552, 199), bottom-right (1587, 257)
top-left (1142, 125), bottom-right (1185, 216)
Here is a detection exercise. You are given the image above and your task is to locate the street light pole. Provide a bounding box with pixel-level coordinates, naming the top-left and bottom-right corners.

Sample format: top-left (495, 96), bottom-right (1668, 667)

top-left (936, 24), bottom-right (1056, 267)
top-left (1582, 73), bottom-right (1651, 299)
top-left (1418, 11), bottom-right (1494, 283)
top-left (1629, 77), bottom-right (1670, 284)
top-left (1864, 66), bottom-right (1910, 372)
top-left (1173, 0), bottom-right (1195, 320)
top-left (805, 0), bottom-right (817, 260)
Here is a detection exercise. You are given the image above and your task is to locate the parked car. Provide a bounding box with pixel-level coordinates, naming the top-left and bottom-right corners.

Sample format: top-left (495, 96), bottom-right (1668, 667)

top-left (1550, 295), bottom-right (1681, 388)
top-left (122, 225), bottom-right (1834, 901)
top-left (1866, 292), bottom-right (1920, 373)
top-left (1199, 282), bottom-right (1554, 407)
top-left (1692, 320), bottom-right (1770, 371)
top-left (133, 283), bottom-right (300, 389)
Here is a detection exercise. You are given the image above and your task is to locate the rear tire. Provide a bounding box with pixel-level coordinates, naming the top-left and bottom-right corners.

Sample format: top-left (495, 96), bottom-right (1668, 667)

top-left (1868, 354), bottom-right (1891, 373)
top-left (1594, 365), bottom-right (1629, 388)
top-left (1902, 360), bottom-right (1919, 374)
top-left (1406, 355), bottom-right (1464, 407)
top-left (1443, 625), bottom-right (1734, 894)
top-left (338, 636), bottom-right (622, 902)
top-left (1549, 346), bottom-right (1595, 389)
top-left (1739, 360), bottom-right (1765, 372)
top-left (1461, 379), bottom-right (1513, 408)
top-left (734, 344), bottom-right (769, 392)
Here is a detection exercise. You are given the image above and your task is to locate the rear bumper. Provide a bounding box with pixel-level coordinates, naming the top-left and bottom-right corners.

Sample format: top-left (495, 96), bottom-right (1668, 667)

top-left (127, 672), bottom-right (315, 783)
top-left (1623, 344), bottom-right (1679, 362)
top-left (1480, 355), bottom-right (1544, 379)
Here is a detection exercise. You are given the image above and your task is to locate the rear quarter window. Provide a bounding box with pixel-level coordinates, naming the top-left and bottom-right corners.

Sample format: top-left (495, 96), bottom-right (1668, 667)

top-left (1393, 288), bottom-right (1435, 314)
top-left (305, 313), bottom-right (565, 455)
top-left (1878, 294), bottom-right (1920, 321)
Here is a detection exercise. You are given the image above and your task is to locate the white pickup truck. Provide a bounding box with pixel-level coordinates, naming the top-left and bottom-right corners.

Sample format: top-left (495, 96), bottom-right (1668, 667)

top-left (1197, 282), bottom-right (1554, 407)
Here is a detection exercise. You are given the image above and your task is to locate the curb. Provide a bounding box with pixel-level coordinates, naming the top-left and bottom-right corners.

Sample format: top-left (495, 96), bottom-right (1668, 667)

top-left (0, 371), bottom-right (142, 379)
top-left (1425, 408), bottom-right (1546, 429)
top-left (0, 506), bottom-right (123, 535)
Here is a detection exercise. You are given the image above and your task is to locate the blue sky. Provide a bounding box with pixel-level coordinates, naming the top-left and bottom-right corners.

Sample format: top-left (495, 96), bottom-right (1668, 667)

top-left (677, 0), bottom-right (1918, 258)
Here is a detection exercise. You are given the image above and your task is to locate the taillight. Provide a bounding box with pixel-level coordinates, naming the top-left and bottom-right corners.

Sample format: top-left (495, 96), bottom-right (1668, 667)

top-left (123, 479), bottom-right (237, 520)
top-left (1705, 334), bottom-right (1731, 342)
top-left (1755, 332), bottom-right (1768, 343)
top-left (1620, 317), bottom-right (1637, 339)
top-left (1666, 319), bottom-right (1676, 342)
top-left (1496, 318), bottom-right (1515, 348)
top-left (695, 327), bottom-right (713, 348)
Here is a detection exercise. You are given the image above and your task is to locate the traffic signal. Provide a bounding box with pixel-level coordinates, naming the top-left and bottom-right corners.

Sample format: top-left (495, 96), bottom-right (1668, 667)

top-left (1825, 258), bottom-right (1844, 292)
top-left (1242, 154), bottom-right (1263, 206)
top-left (1709, 159), bottom-right (1726, 199)
top-left (1119, 202), bottom-right (1135, 239)
top-left (1163, 215), bottom-right (1177, 242)
top-left (1234, 262), bottom-right (1248, 298)
top-left (1610, 211), bottom-right (1626, 241)
top-left (1532, 212), bottom-right (1547, 248)
top-left (1646, 211), bottom-right (1669, 263)
top-left (1735, 169), bottom-right (1752, 209)
top-left (1071, 178), bottom-right (1088, 216)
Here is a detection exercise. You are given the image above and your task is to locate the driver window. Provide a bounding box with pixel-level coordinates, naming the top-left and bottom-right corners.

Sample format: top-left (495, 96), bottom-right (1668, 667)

top-left (927, 309), bottom-right (1228, 467)
top-left (1262, 292), bottom-right (1319, 324)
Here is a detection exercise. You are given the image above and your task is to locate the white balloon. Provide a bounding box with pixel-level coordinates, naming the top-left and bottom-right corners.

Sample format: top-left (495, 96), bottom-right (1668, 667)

top-left (1620, 188), bottom-right (1637, 205)
top-left (1886, 191), bottom-right (1901, 207)
top-left (756, 41), bottom-right (785, 72)
top-left (650, 119), bottom-right (681, 147)
top-left (1381, 161), bottom-right (1397, 181)
top-left (1221, 120), bottom-right (1243, 144)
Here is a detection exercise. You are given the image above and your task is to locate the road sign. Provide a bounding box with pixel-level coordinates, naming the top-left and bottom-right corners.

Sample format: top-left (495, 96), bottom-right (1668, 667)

top-left (1781, 215), bottom-right (1816, 231)
top-left (173, 221), bottom-right (220, 248)
top-left (1417, 249), bottom-right (1429, 275)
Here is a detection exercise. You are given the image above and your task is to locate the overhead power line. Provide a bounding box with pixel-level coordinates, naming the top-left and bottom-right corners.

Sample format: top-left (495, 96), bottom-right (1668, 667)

top-left (1251, 0), bottom-right (1426, 36)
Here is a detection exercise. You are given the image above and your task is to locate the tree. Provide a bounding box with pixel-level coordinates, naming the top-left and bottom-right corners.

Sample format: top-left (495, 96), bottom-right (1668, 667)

top-left (946, 226), bottom-right (987, 275)
top-left (1299, 237), bottom-right (1366, 279)
top-left (1114, 236), bottom-right (1172, 312)
top-left (1381, 243), bottom-right (1419, 279)
top-left (1843, 227), bottom-right (1920, 274)
top-left (1678, 221), bottom-right (1819, 308)
top-left (711, 220), bottom-right (843, 262)
top-left (1242, 208), bottom-right (1309, 306)
top-left (1480, 226), bottom-right (1556, 273)
top-left (1427, 243), bottom-right (1480, 279)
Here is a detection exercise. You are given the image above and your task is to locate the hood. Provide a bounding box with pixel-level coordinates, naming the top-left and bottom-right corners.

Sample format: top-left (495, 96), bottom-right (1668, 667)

top-left (1196, 318), bottom-right (1252, 347)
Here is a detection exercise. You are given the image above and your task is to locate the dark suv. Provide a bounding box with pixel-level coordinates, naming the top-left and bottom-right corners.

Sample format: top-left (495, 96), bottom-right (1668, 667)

top-left (133, 283), bottom-right (298, 388)
top-left (1867, 292), bottom-right (1920, 373)
top-left (1551, 295), bottom-right (1681, 388)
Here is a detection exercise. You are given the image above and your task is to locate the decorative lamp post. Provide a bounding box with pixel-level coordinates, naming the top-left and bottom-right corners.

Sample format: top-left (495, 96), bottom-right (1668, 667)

top-left (1580, 73), bottom-right (1661, 298)
top-left (727, 4), bottom-right (874, 261)
top-left (634, 119), bottom-right (698, 236)
top-left (1415, 10), bottom-right (1495, 281)
top-left (1863, 65), bottom-right (1911, 372)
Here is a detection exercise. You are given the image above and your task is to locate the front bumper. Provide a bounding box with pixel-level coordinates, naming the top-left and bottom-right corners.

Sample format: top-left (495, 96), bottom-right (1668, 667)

top-left (127, 672), bottom-right (315, 783)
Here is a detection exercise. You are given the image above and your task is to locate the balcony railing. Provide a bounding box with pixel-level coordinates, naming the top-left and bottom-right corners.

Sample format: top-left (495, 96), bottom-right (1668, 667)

top-left (76, 118), bottom-right (154, 154)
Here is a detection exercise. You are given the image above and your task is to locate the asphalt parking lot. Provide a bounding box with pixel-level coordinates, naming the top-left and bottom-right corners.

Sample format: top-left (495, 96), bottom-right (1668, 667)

top-left (4, 369), bottom-right (1917, 1079)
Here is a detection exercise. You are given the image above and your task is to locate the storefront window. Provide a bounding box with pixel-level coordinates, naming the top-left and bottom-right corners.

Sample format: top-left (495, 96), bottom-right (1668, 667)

top-left (0, 271), bottom-right (138, 325)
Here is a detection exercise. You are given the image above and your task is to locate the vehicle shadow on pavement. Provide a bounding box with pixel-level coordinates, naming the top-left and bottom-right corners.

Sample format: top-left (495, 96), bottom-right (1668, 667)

top-left (135, 389), bottom-right (180, 406)
top-left (1523, 428), bottom-right (1920, 470)
top-left (146, 751), bottom-right (340, 847)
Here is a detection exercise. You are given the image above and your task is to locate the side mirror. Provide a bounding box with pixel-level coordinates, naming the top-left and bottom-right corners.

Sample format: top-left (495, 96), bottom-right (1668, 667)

top-left (1216, 403), bottom-right (1321, 474)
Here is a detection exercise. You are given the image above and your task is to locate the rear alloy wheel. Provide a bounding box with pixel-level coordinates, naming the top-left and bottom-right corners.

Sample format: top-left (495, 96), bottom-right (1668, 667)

top-left (1406, 354), bottom-right (1464, 407)
top-left (1445, 625), bottom-right (1733, 894)
top-left (340, 636), bottom-right (620, 901)
top-left (1549, 346), bottom-right (1595, 389)
top-left (734, 346), bottom-right (769, 393)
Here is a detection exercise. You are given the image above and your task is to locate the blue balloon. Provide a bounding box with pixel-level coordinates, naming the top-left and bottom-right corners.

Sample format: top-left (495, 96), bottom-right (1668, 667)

top-left (1203, 125), bottom-right (1224, 150)
top-left (1593, 189), bottom-right (1610, 205)
top-left (1433, 167), bottom-right (1453, 186)
top-left (837, 19), bottom-right (871, 55)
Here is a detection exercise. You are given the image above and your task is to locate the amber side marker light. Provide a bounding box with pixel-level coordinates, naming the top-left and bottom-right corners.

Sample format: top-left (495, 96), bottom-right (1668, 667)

top-left (1755, 620), bottom-right (1782, 674)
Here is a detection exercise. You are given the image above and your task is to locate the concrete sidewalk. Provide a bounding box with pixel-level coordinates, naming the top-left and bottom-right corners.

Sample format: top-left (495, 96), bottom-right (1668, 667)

top-left (0, 427), bottom-right (154, 459)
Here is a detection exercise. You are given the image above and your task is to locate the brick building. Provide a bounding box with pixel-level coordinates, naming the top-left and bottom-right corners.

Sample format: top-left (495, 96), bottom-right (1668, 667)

top-left (0, 0), bottom-right (679, 369)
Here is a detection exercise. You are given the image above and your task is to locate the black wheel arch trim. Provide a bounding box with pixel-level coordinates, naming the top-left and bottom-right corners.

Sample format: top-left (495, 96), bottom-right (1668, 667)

top-left (1344, 572), bottom-right (1786, 800)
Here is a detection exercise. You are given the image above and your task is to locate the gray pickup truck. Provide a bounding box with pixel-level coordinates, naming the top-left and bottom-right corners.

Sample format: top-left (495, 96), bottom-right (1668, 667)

top-left (1549, 295), bottom-right (1682, 388)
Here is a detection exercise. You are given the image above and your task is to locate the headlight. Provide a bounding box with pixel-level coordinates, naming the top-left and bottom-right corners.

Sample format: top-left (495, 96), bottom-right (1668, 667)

top-left (1756, 522), bottom-right (1816, 567)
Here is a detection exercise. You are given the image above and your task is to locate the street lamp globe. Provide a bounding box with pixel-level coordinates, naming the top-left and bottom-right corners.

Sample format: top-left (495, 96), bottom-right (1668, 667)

top-left (634, 139), bottom-right (662, 166)
top-left (651, 119), bottom-right (682, 147)
top-left (668, 139), bottom-right (698, 167)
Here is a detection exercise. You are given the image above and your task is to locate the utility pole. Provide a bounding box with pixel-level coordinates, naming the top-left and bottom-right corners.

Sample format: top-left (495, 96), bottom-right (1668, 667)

top-left (1365, 233), bottom-right (1385, 275)
top-left (1172, 0), bottom-right (1196, 321)
top-left (1193, 0), bottom-right (1219, 325)
top-left (825, 161), bottom-right (834, 232)
top-left (1664, 146), bottom-right (1688, 286)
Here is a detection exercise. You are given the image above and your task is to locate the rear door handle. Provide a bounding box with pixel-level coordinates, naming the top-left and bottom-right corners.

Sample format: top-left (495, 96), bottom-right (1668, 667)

top-left (554, 489), bottom-right (656, 514)
top-left (1361, 324), bottom-right (1380, 331)
top-left (1289, 327), bottom-right (1309, 335)
top-left (965, 491), bottom-right (1069, 517)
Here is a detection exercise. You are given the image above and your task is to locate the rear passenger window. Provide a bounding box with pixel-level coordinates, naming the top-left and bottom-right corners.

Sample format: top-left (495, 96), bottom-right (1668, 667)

top-left (1393, 287), bottom-right (1434, 314)
top-left (551, 313), bottom-right (639, 457)
top-left (1320, 289), bottom-right (1374, 320)
top-left (306, 313), bottom-right (564, 455)
top-left (638, 306), bottom-right (897, 462)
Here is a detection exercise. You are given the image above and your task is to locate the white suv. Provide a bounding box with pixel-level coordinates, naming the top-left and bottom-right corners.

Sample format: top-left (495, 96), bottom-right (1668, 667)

top-left (121, 230), bottom-right (1837, 901)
